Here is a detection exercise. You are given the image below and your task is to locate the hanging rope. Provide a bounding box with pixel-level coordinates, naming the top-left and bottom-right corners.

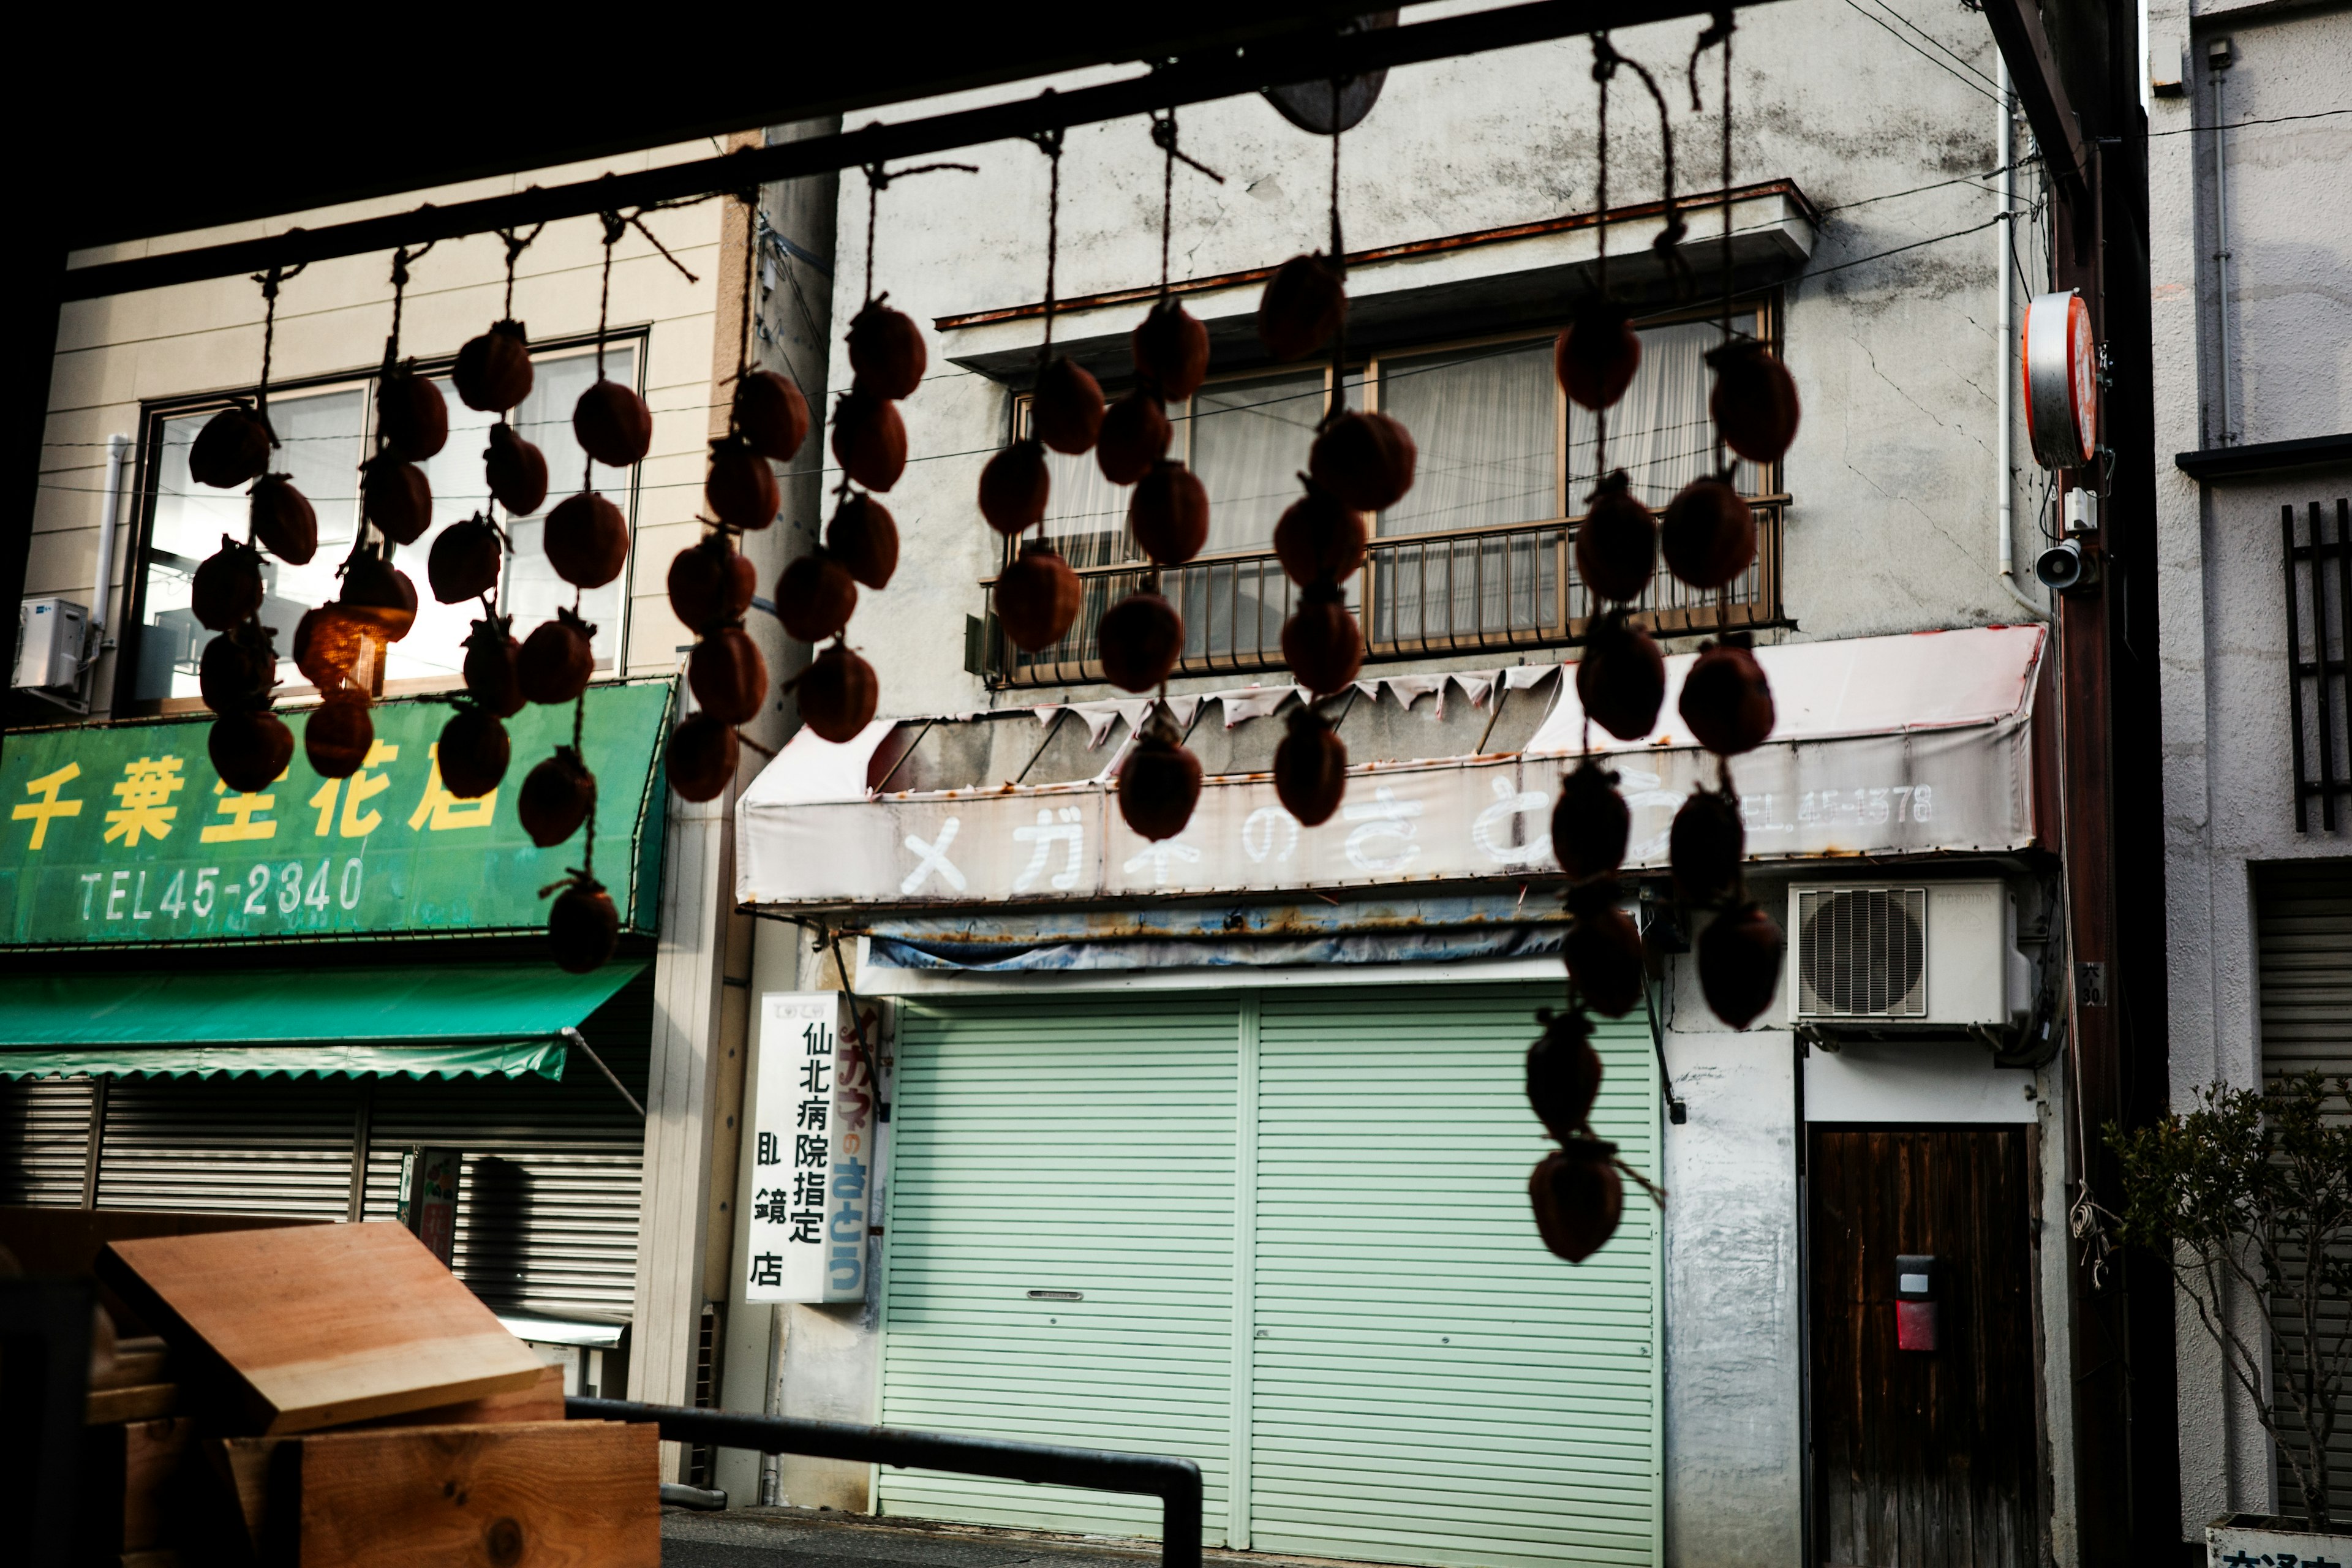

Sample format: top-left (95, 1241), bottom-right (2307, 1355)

top-left (1590, 37), bottom-right (1616, 480)
top-left (1030, 126), bottom-right (1066, 366)
top-left (1147, 110), bottom-right (1223, 300)
top-left (1593, 36), bottom-right (1687, 287)
top-left (858, 159), bottom-right (981, 308)
top-left (734, 189), bottom-right (759, 399)
top-left (496, 224), bottom-right (545, 323)
top-left (249, 260), bottom-right (305, 448)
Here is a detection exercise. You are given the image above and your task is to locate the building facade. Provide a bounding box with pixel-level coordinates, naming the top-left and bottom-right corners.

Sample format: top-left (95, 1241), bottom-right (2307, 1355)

top-left (2147, 0), bottom-right (2352, 1532)
top-left (725, 8), bottom-right (2100, 1567)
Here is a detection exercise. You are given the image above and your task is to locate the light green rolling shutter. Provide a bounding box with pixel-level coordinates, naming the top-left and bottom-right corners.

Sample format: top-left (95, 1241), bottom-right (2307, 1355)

top-left (876, 980), bottom-right (1661, 1567)
top-left (878, 992), bottom-right (1242, 1540)
top-left (1247, 983), bottom-right (1659, 1568)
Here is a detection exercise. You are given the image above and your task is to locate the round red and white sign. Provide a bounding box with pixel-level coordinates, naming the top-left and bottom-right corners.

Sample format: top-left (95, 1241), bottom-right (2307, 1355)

top-left (2022, 291), bottom-right (2097, 470)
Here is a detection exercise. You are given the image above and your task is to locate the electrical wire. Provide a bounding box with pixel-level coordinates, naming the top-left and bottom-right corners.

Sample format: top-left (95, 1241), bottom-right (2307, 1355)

top-left (1849, 0), bottom-right (2002, 94)
top-left (1836, 0), bottom-right (2005, 107)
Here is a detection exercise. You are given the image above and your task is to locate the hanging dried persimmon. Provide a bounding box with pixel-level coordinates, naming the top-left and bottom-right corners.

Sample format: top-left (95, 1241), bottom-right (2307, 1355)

top-left (518, 748), bottom-right (595, 846)
top-left (1117, 706), bottom-right (1201, 842)
top-left (463, 617), bottom-right (526, 717)
top-left (1575, 472), bottom-right (1656, 603)
top-left (189, 404), bottom-right (273, 489)
top-left (361, 457), bottom-right (434, 546)
top-left (992, 541), bottom-right (1082, 653)
top-left (979, 441), bottom-right (1052, 537)
top-left (1134, 299), bottom-right (1209, 401)
top-left (377, 367), bottom-right (449, 462)
top-left (831, 390), bottom-right (907, 492)
top-left (575, 378), bottom-right (653, 467)
top-left (1660, 475), bottom-right (1755, 591)
top-left (1308, 410), bottom-right (1415, 513)
top-left (453, 322), bottom-right (534, 414)
top-left (826, 491), bottom-right (899, 590)
top-left (428, 514), bottom-right (504, 605)
top-left (705, 436), bottom-right (779, 531)
top-left (544, 492), bottom-right (630, 590)
top-left (1555, 298), bottom-right (1642, 411)
top-left (794, 641), bottom-right (880, 744)
top-left (668, 533), bottom-right (757, 633)
top-left (1096, 390), bottom-right (1172, 486)
top-left (1529, 1144), bottom-right (1624, 1263)
top-left (777, 552), bottom-right (858, 644)
top-left (1129, 461), bottom-right (1209, 565)
top-left (1670, 786), bottom-right (1745, 903)
top-left (1273, 705), bottom-right (1348, 827)
top-left (250, 475), bottom-right (317, 565)
top-left (848, 296), bottom-right (927, 399)
top-left (485, 423), bottom-right (550, 516)
top-left (1575, 610), bottom-right (1664, 741)
top-left (736, 369), bottom-right (812, 461)
top-left (547, 875), bottom-right (620, 974)
top-left (304, 693), bottom-right (375, 780)
top-left (209, 709), bottom-right (293, 794)
top-left (1281, 583), bottom-right (1363, 696)
top-left (1550, 759), bottom-right (1629, 883)
top-left (1698, 902), bottom-right (1784, 1029)
top-left (437, 709), bottom-right (511, 799)
top-left (1525, 1006), bottom-right (1604, 1142)
top-left (1708, 341), bottom-right (1800, 463)
top-left (1272, 481), bottom-right (1366, 587)
top-left (1096, 590), bottom-right (1183, 693)
top-left (688, 624), bottom-right (768, 727)
top-left (1678, 636), bottom-right (1775, 755)
top-left (1257, 254), bottom-right (1347, 362)
top-left (518, 608), bottom-right (596, 706)
top-left (1564, 878), bottom-right (1645, 1018)
top-left (667, 712), bottom-right (741, 802)
top-left (1032, 358), bottom-right (1106, 456)
top-left (191, 538), bottom-right (265, 631)
top-left (199, 622), bottom-right (277, 715)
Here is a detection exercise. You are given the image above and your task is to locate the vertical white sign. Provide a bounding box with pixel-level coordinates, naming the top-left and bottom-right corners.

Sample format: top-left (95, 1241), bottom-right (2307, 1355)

top-left (742, 992), bottom-right (876, 1303)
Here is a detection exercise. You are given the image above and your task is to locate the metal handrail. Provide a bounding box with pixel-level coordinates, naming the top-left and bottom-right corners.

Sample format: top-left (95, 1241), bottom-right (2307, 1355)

top-left (568, 1396), bottom-right (1205, 1568)
top-left (985, 499), bottom-right (1786, 687)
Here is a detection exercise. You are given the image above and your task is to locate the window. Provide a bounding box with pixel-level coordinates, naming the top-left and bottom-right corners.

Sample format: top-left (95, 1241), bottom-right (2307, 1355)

top-left (999, 304), bottom-right (1779, 685)
top-left (129, 342), bottom-right (639, 707)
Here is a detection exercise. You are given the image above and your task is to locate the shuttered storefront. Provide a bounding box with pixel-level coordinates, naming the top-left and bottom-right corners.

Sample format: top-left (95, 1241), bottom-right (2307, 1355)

top-left (878, 981), bottom-right (1660, 1568)
top-left (2253, 860), bottom-right (2352, 1524)
top-left (0, 970), bottom-right (651, 1325)
top-left (0, 1076), bottom-right (97, 1206)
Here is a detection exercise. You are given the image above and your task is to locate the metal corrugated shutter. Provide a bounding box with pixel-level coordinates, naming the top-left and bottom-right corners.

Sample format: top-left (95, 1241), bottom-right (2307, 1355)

top-left (0, 1077), bottom-right (95, 1205)
top-left (95, 1075), bottom-right (360, 1219)
top-left (878, 992), bottom-right (1242, 1540)
top-left (876, 981), bottom-right (1661, 1567)
top-left (2254, 860), bottom-right (2352, 1523)
top-left (1248, 986), bottom-right (1658, 1568)
top-left (358, 970), bottom-right (652, 1322)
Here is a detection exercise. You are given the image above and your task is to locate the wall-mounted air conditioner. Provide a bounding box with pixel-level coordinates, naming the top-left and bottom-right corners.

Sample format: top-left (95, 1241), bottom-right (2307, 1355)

top-left (1785, 880), bottom-right (2014, 1030)
top-left (14, 597), bottom-right (88, 690)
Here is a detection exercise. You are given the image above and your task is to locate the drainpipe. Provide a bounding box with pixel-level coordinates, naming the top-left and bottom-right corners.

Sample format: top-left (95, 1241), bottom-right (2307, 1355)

top-left (88, 433), bottom-right (129, 666)
top-left (2207, 37), bottom-right (2235, 445)
top-left (1995, 62), bottom-right (2049, 622)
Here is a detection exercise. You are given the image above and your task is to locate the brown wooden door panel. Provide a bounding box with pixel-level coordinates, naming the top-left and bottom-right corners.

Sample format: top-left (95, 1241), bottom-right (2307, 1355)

top-left (1811, 1127), bottom-right (2039, 1568)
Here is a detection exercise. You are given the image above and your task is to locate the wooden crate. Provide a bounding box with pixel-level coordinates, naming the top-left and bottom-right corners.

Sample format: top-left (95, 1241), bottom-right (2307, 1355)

top-left (96, 1223), bottom-right (543, 1434)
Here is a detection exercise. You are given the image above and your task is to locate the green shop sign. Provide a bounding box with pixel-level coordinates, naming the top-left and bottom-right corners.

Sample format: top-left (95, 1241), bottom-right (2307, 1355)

top-left (0, 682), bottom-right (671, 948)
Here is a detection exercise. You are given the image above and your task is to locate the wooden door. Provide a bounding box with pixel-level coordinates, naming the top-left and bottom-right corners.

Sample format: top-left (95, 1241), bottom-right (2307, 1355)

top-left (1809, 1128), bottom-right (2038, 1568)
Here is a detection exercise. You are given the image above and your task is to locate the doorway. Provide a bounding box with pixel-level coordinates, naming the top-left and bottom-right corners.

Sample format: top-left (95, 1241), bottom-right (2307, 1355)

top-left (1808, 1126), bottom-right (2039, 1568)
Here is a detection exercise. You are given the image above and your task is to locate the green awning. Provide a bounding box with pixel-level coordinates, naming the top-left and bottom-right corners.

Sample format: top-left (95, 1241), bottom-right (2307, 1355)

top-left (0, 962), bottom-right (646, 1082)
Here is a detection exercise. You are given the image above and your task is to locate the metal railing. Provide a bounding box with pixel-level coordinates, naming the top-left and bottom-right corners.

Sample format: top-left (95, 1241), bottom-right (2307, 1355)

top-left (569, 1396), bottom-right (1205, 1568)
top-left (985, 499), bottom-right (1785, 688)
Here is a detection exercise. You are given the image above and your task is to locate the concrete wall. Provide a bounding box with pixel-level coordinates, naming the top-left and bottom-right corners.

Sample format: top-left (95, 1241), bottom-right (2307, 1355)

top-left (2149, 0), bottom-right (2352, 1531)
top-left (810, 0), bottom-right (2043, 724)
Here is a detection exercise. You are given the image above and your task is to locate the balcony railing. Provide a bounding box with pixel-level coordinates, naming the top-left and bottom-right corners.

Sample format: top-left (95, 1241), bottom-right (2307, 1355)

top-left (982, 499), bottom-right (1786, 688)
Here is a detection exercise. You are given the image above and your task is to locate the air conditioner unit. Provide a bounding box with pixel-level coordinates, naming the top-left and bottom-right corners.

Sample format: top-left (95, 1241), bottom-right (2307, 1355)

top-left (1786, 880), bottom-right (2011, 1029)
top-left (13, 597), bottom-right (88, 690)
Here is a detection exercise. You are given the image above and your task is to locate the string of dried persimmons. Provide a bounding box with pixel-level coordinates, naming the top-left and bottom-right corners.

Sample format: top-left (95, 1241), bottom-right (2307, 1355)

top-left (1532, 12), bottom-right (1798, 1267)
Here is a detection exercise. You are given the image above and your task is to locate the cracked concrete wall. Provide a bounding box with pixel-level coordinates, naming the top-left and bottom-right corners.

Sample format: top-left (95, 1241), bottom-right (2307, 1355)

top-left (2150, 0), bottom-right (2352, 1536)
top-left (815, 0), bottom-right (2043, 724)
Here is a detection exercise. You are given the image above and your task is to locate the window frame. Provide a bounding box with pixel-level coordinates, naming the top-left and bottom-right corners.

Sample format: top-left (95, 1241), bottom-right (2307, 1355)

top-left (115, 328), bottom-right (651, 717)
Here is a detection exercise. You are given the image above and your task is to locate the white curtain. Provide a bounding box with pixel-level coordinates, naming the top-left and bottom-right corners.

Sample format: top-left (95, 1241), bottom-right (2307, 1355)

top-left (1376, 341), bottom-right (1557, 536)
top-left (1567, 320), bottom-right (1760, 508)
top-left (1188, 368), bottom-right (1329, 556)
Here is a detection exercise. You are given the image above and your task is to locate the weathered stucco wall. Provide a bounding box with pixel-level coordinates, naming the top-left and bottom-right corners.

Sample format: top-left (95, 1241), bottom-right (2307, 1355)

top-left (815, 0), bottom-right (2037, 724)
top-left (2150, 0), bottom-right (2352, 1531)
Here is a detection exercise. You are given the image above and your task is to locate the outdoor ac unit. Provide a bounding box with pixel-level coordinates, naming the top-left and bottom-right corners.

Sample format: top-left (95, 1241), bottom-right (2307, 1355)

top-left (1785, 880), bottom-right (2010, 1028)
top-left (13, 597), bottom-right (88, 690)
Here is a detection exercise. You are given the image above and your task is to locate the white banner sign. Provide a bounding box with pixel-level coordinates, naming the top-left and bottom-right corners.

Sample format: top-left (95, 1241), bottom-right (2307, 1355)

top-left (739, 720), bottom-right (2032, 908)
top-left (741, 992), bottom-right (876, 1303)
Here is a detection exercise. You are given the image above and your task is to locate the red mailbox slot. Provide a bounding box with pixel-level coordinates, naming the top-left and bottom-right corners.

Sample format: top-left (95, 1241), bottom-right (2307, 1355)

top-left (1895, 1253), bottom-right (1938, 1352)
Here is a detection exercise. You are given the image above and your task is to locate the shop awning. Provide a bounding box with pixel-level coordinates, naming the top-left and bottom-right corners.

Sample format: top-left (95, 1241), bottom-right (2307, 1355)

top-left (736, 626), bottom-right (2049, 911)
top-left (0, 962), bottom-right (647, 1081)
